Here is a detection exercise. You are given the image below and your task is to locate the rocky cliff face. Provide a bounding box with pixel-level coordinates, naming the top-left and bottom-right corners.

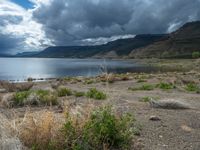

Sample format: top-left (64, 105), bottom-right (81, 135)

top-left (129, 21), bottom-right (200, 58)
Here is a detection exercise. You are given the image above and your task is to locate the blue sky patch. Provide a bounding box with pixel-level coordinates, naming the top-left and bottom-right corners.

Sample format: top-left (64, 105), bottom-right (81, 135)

top-left (11, 0), bottom-right (33, 9)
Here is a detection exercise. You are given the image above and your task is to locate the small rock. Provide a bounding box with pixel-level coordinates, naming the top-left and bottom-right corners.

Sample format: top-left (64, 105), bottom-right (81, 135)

top-left (149, 99), bottom-right (191, 109)
top-left (0, 88), bottom-right (7, 93)
top-left (149, 116), bottom-right (161, 121)
top-left (181, 125), bottom-right (193, 132)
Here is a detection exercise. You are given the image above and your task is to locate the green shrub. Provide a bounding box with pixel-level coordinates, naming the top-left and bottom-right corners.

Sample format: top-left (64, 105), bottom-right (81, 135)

top-left (140, 84), bottom-right (154, 90)
top-left (35, 90), bottom-right (58, 105)
top-left (13, 91), bottom-right (31, 106)
top-left (185, 83), bottom-right (200, 92)
top-left (192, 51), bottom-right (200, 59)
top-left (137, 79), bottom-right (147, 83)
top-left (57, 88), bottom-right (72, 97)
top-left (129, 84), bottom-right (154, 91)
top-left (86, 88), bottom-right (107, 100)
top-left (84, 79), bottom-right (94, 84)
top-left (156, 82), bottom-right (175, 90)
top-left (140, 96), bottom-right (152, 102)
top-left (61, 106), bottom-right (135, 150)
top-left (140, 96), bottom-right (159, 102)
top-left (74, 91), bottom-right (85, 97)
top-left (83, 106), bottom-right (134, 149)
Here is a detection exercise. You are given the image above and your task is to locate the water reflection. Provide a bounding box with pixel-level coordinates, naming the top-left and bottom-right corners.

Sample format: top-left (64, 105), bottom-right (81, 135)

top-left (0, 58), bottom-right (156, 81)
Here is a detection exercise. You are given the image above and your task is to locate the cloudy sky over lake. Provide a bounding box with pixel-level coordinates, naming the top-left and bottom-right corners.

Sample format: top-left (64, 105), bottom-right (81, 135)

top-left (0, 0), bottom-right (200, 54)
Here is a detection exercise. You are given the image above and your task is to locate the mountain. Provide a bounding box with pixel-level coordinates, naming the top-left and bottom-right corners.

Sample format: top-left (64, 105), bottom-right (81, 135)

top-left (129, 21), bottom-right (200, 58)
top-left (27, 34), bottom-right (166, 58)
top-left (15, 51), bottom-right (39, 57)
top-left (0, 54), bottom-right (13, 57)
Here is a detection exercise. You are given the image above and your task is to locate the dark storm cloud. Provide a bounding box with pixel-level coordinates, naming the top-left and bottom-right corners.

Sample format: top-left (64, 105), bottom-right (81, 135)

top-left (0, 33), bottom-right (24, 54)
top-left (33, 0), bottom-right (135, 45)
top-left (0, 14), bottom-right (24, 54)
top-left (33, 0), bottom-right (200, 46)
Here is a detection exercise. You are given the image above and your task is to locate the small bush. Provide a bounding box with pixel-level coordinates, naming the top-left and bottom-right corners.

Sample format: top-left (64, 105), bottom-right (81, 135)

top-left (35, 90), bottom-right (58, 105)
top-left (84, 79), bottom-right (94, 84)
top-left (61, 106), bottom-right (135, 150)
top-left (83, 106), bottom-right (134, 149)
top-left (140, 84), bottom-right (154, 90)
top-left (185, 83), bottom-right (200, 92)
top-left (140, 96), bottom-right (152, 102)
top-left (86, 88), bottom-right (107, 100)
top-left (13, 91), bottom-right (31, 106)
top-left (74, 91), bottom-right (85, 97)
top-left (137, 79), bottom-right (147, 83)
top-left (13, 90), bottom-right (58, 106)
top-left (140, 96), bottom-right (159, 102)
top-left (192, 51), bottom-right (200, 59)
top-left (156, 82), bottom-right (175, 90)
top-left (129, 84), bottom-right (154, 91)
top-left (57, 88), bottom-right (72, 97)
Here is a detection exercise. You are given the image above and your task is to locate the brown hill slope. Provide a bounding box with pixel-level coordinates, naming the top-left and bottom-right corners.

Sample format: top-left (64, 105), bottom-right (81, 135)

top-left (129, 21), bottom-right (200, 58)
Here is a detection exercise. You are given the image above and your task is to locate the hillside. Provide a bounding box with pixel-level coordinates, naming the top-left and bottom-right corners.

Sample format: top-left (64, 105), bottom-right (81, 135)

top-left (129, 21), bottom-right (200, 58)
top-left (0, 54), bottom-right (13, 57)
top-left (27, 34), bottom-right (166, 58)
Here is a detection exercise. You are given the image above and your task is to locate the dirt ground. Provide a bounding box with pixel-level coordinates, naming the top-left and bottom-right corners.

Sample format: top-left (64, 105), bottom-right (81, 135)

top-left (0, 60), bottom-right (200, 150)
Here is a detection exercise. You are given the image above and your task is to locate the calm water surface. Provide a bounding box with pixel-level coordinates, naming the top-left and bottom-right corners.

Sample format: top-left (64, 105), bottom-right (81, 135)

top-left (0, 58), bottom-right (155, 81)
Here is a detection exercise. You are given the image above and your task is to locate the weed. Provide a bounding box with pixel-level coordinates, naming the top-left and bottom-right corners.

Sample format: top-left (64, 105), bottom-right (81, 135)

top-left (86, 88), bottom-right (107, 100)
top-left (156, 82), bottom-right (175, 90)
top-left (137, 79), bottom-right (147, 83)
top-left (35, 90), bottom-right (58, 105)
top-left (140, 96), bottom-right (159, 102)
top-left (74, 91), bottom-right (85, 97)
top-left (185, 83), bottom-right (200, 92)
top-left (57, 88), bottom-right (72, 97)
top-left (192, 51), bottom-right (200, 59)
top-left (84, 79), bottom-right (94, 84)
top-left (61, 106), bottom-right (135, 150)
top-left (129, 84), bottom-right (154, 91)
top-left (13, 91), bottom-right (31, 106)
top-left (140, 96), bottom-right (152, 102)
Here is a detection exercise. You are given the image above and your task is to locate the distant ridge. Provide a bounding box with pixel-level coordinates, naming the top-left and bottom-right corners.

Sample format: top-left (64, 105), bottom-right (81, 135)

top-left (129, 21), bottom-right (200, 58)
top-left (20, 34), bottom-right (166, 58)
top-left (0, 54), bottom-right (13, 57)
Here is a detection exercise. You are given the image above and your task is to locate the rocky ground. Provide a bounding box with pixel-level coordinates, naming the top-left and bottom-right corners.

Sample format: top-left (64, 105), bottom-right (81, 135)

top-left (0, 59), bottom-right (200, 150)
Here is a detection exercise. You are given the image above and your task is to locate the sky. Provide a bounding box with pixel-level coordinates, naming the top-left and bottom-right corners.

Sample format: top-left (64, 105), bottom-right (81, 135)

top-left (0, 0), bottom-right (200, 54)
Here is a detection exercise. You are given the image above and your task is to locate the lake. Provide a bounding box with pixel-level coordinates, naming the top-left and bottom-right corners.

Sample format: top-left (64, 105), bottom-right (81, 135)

top-left (0, 58), bottom-right (155, 81)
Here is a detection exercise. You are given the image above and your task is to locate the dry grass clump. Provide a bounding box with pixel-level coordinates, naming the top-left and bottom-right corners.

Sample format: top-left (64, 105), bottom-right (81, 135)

top-left (0, 113), bottom-right (23, 150)
top-left (17, 110), bottom-right (65, 150)
top-left (17, 105), bottom-right (137, 150)
top-left (57, 87), bottom-right (73, 97)
top-left (0, 81), bottom-right (33, 92)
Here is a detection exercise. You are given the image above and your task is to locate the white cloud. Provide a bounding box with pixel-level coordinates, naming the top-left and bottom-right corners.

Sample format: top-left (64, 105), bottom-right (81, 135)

top-left (0, 0), bottom-right (53, 53)
top-left (81, 34), bottom-right (135, 45)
